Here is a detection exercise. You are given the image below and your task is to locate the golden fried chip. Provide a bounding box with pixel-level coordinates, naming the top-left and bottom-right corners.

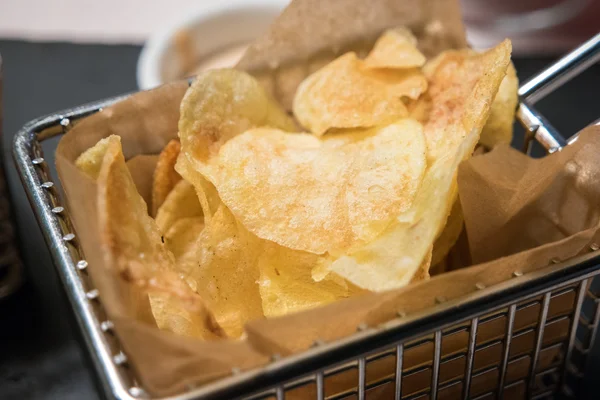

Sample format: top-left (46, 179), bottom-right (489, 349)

top-left (431, 200), bottom-right (464, 266)
top-left (411, 247), bottom-right (432, 283)
top-left (411, 59), bottom-right (516, 150)
top-left (86, 135), bottom-right (224, 339)
top-left (147, 290), bottom-right (220, 339)
top-left (203, 119), bottom-right (426, 254)
top-left (293, 52), bottom-right (410, 135)
top-left (176, 172), bottom-right (359, 326)
top-left (179, 69), bottom-right (296, 170)
top-left (175, 153), bottom-right (222, 225)
top-left (164, 217), bottom-right (204, 261)
top-left (366, 68), bottom-right (428, 100)
top-left (324, 40), bottom-right (512, 291)
top-left (480, 62), bottom-right (518, 149)
top-left (407, 93), bottom-right (432, 124)
top-left (187, 203), bottom-right (264, 338)
top-left (430, 145), bottom-right (486, 267)
top-left (163, 216), bottom-right (206, 296)
top-left (152, 139), bottom-right (182, 216)
top-left (155, 179), bottom-right (203, 235)
top-left (75, 136), bottom-right (115, 179)
top-left (257, 243), bottom-right (353, 318)
top-left (364, 27), bottom-right (426, 69)
top-left (176, 64), bottom-right (368, 315)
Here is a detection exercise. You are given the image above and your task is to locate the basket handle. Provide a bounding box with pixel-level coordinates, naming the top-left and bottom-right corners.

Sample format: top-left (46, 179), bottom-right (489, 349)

top-left (517, 32), bottom-right (600, 154)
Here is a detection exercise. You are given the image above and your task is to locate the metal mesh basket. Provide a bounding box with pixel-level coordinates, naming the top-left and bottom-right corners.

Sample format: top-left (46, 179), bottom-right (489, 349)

top-left (12, 33), bottom-right (600, 400)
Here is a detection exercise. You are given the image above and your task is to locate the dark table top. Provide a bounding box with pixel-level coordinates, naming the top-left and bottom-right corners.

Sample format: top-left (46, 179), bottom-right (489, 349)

top-left (0, 39), bottom-right (599, 400)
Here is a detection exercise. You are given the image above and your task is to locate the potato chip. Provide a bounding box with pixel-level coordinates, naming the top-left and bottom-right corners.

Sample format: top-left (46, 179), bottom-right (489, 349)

top-left (187, 203), bottom-right (264, 338)
top-left (85, 135), bottom-right (224, 339)
top-left (147, 292), bottom-right (218, 339)
top-left (410, 66), bottom-right (516, 150)
top-left (75, 135), bottom-right (114, 179)
top-left (324, 40), bottom-right (512, 291)
top-left (164, 217), bottom-right (204, 261)
top-left (155, 179), bottom-right (202, 235)
top-left (480, 62), bottom-right (518, 149)
top-left (422, 50), bottom-right (517, 153)
top-left (202, 119), bottom-right (426, 254)
top-left (407, 93), bottom-right (432, 124)
top-left (430, 145), bottom-right (486, 267)
top-left (293, 52), bottom-right (410, 135)
top-left (411, 247), bottom-right (432, 282)
top-left (163, 216), bottom-right (206, 298)
top-left (152, 139), bottom-right (182, 216)
top-left (178, 68), bottom-right (296, 229)
top-left (175, 150), bottom-right (266, 337)
top-left (366, 68), bottom-right (428, 100)
top-left (257, 243), bottom-right (353, 318)
top-left (419, 45), bottom-right (508, 162)
top-left (179, 69), bottom-right (296, 170)
top-left (431, 200), bottom-right (464, 266)
top-left (177, 168), bottom-right (359, 326)
top-left (364, 27), bottom-right (426, 69)
top-left (175, 153), bottom-right (222, 225)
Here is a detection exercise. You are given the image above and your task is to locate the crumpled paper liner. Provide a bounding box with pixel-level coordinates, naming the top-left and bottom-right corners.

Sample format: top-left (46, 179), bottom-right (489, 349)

top-left (460, 133), bottom-right (600, 264)
top-left (53, 0), bottom-right (600, 396)
top-left (237, 0), bottom-right (467, 110)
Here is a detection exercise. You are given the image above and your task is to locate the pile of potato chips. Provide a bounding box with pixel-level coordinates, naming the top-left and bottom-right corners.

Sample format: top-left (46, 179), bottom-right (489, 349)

top-left (75, 28), bottom-right (517, 339)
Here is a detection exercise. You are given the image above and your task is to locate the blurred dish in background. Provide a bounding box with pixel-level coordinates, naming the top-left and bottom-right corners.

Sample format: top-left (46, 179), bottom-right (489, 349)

top-left (137, 0), bottom-right (289, 90)
top-left (462, 0), bottom-right (599, 55)
top-left (138, 0), bottom-right (597, 89)
top-left (172, 31), bottom-right (249, 78)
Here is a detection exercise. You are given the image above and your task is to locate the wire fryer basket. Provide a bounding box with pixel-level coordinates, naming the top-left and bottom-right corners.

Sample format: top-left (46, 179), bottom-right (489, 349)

top-left (12, 33), bottom-right (600, 400)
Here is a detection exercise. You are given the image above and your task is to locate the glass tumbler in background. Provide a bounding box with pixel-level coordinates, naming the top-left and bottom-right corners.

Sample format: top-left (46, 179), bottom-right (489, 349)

top-left (0, 53), bottom-right (24, 299)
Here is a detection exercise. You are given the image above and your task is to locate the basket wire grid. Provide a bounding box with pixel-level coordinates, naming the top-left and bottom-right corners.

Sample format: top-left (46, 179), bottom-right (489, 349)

top-left (12, 33), bottom-right (600, 400)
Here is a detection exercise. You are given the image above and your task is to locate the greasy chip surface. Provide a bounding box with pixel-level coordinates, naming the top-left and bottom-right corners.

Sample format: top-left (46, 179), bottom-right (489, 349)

top-left (257, 243), bottom-right (354, 318)
top-left (163, 216), bottom-right (208, 304)
top-left (367, 68), bottom-right (428, 100)
top-left (155, 179), bottom-right (203, 235)
top-left (409, 61), bottom-right (516, 150)
top-left (411, 247), bottom-right (432, 282)
top-left (152, 139), bottom-right (182, 216)
top-left (175, 153), bottom-right (223, 225)
top-left (325, 40), bottom-right (512, 291)
top-left (164, 217), bottom-right (205, 261)
top-left (431, 200), bottom-right (464, 266)
top-left (187, 202), bottom-right (264, 338)
top-left (364, 27), bottom-right (426, 69)
top-left (175, 153), bottom-right (264, 337)
top-left (179, 69), bottom-right (296, 169)
top-left (480, 62), bottom-right (518, 149)
top-left (407, 93), bottom-right (432, 124)
top-left (76, 136), bottom-right (114, 179)
top-left (293, 52), bottom-right (411, 135)
top-left (179, 146), bottom-right (360, 321)
top-left (88, 135), bottom-right (224, 339)
top-left (203, 119), bottom-right (426, 254)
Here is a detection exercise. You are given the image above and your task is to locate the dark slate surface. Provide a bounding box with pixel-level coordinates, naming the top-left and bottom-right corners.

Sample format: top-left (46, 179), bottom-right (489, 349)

top-left (0, 40), bottom-right (139, 400)
top-left (0, 40), bottom-right (598, 399)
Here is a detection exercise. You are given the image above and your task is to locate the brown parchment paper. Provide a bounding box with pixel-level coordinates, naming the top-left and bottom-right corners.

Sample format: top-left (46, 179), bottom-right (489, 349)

top-left (126, 155), bottom-right (158, 206)
top-left (53, 0), bottom-right (600, 396)
top-left (237, 0), bottom-right (467, 110)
